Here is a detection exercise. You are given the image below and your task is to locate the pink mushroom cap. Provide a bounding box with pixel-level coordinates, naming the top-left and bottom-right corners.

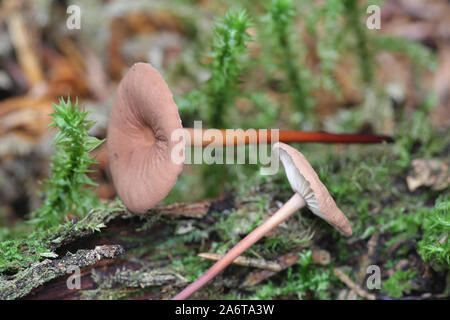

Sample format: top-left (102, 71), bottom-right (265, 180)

top-left (274, 142), bottom-right (352, 237)
top-left (107, 63), bottom-right (184, 213)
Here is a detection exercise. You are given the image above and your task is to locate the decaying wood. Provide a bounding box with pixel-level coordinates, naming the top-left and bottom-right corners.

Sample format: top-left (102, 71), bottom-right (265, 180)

top-left (152, 194), bottom-right (233, 218)
top-left (46, 195), bottom-right (233, 252)
top-left (0, 195), bottom-right (234, 300)
top-left (0, 245), bottom-right (124, 300)
top-left (23, 259), bottom-right (183, 300)
top-left (93, 268), bottom-right (182, 288)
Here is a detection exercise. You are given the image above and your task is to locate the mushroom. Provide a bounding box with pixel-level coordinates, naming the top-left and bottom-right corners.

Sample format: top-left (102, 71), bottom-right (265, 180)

top-left (107, 62), bottom-right (392, 213)
top-left (107, 63), bottom-right (185, 213)
top-left (172, 142), bottom-right (351, 300)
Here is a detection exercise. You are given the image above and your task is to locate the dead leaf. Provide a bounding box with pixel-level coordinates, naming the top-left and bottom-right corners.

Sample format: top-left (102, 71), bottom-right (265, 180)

top-left (406, 158), bottom-right (450, 191)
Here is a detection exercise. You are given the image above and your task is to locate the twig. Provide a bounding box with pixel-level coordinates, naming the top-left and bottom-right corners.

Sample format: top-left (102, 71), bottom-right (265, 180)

top-left (357, 230), bottom-right (380, 283)
top-left (4, 1), bottom-right (44, 87)
top-left (198, 253), bottom-right (283, 271)
top-left (241, 249), bottom-right (330, 287)
top-left (333, 268), bottom-right (376, 300)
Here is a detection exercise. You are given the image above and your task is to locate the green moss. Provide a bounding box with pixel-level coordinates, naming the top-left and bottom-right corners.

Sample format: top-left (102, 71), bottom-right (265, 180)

top-left (418, 196), bottom-right (450, 269)
top-left (0, 238), bottom-right (50, 273)
top-left (206, 9), bottom-right (253, 128)
top-left (249, 250), bottom-right (333, 299)
top-left (31, 97), bottom-right (104, 230)
top-left (263, 0), bottom-right (314, 125)
top-left (306, 0), bottom-right (345, 94)
top-left (382, 269), bottom-right (416, 298)
top-left (0, 199), bottom-right (123, 274)
top-left (373, 35), bottom-right (437, 71)
top-left (0, 98), bottom-right (108, 273)
top-left (171, 255), bottom-right (212, 282)
top-left (343, 0), bottom-right (374, 85)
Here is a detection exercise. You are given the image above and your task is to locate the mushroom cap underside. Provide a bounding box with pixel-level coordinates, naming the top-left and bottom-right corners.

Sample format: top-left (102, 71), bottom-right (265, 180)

top-left (107, 63), bottom-right (184, 213)
top-left (274, 142), bottom-right (352, 237)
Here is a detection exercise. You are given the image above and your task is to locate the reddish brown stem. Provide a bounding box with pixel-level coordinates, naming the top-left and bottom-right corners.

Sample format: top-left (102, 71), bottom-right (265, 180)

top-left (183, 128), bottom-right (393, 147)
top-left (172, 193), bottom-right (306, 300)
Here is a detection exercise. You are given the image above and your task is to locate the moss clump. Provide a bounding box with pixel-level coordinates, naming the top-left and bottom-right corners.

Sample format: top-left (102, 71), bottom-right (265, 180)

top-left (382, 269), bottom-right (416, 298)
top-left (264, 0), bottom-right (313, 123)
top-left (418, 196), bottom-right (450, 269)
top-left (0, 238), bottom-right (51, 273)
top-left (249, 250), bottom-right (333, 299)
top-left (0, 98), bottom-right (106, 272)
top-left (31, 98), bottom-right (103, 230)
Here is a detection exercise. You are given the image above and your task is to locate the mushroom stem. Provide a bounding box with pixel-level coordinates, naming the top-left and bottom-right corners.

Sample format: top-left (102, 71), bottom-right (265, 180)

top-left (183, 128), bottom-right (392, 147)
top-left (172, 193), bottom-right (306, 300)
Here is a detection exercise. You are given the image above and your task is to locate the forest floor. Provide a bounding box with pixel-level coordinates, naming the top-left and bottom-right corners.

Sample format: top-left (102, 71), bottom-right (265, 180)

top-left (0, 0), bottom-right (449, 299)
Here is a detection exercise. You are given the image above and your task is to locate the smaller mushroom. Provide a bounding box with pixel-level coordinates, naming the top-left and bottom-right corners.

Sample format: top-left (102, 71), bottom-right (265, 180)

top-left (172, 142), bottom-right (352, 300)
